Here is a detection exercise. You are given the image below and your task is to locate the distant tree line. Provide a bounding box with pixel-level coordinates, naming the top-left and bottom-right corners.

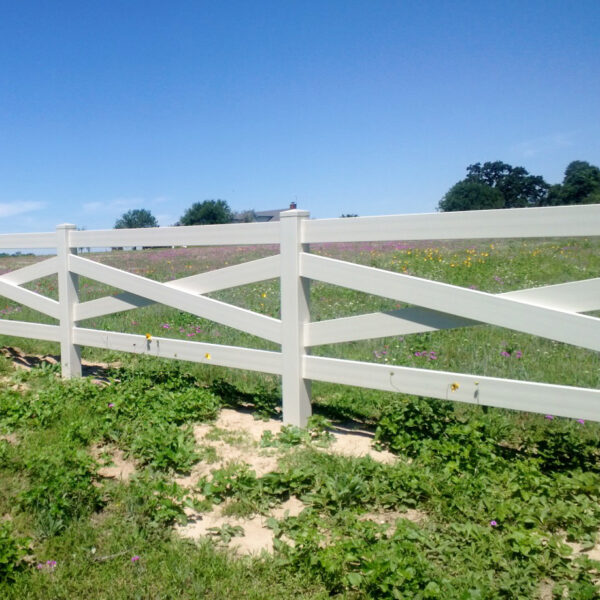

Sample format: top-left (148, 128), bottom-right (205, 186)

top-left (111, 160), bottom-right (600, 229)
top-left (439, 160), bottom-right (600, 212)
top-left (113, 201), bottom-right (261, 230)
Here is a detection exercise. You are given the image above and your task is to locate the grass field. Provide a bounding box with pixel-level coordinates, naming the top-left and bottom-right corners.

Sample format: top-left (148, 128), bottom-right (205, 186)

top-left (0, 238), bottom-right (599, 598)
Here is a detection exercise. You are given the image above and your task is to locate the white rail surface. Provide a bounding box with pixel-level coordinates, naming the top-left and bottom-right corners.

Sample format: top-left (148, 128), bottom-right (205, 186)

top-left (0, 206), bottom-right (598, 426)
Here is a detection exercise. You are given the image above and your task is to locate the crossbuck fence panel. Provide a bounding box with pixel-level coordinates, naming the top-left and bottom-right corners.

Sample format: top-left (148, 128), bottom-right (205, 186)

top-left (0, 204), bottom-right (599, 426)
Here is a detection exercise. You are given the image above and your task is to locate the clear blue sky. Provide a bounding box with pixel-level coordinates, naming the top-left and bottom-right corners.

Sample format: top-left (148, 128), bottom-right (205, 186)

top-left (1, 0), bottom-right (599, 235)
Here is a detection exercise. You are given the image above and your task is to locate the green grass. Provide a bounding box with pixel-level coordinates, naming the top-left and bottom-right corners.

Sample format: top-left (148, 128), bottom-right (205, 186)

top-left (0, 238), bottom-right (599, 598)
top-left (0, 361), bottom-right (599, 598)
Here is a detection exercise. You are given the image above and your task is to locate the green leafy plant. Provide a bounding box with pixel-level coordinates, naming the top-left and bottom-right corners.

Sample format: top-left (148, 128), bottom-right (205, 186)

top-left (124, 470), bottom-right (190, 534)
top-left (19, 446), bottom-right (104, 537)
top-left (207, 523), bottom-right (244, 544)
top-left (523, 417), bottom-right (600, 472)
top-left (0, 522), bottom-right (29, 583)
top-left (375, 396), bottom-right (455, 456)
top-left (129, 422), bottom-right (198, 473)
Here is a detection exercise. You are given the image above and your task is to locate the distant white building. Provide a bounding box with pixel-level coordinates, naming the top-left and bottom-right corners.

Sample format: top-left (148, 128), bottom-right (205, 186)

top-left (233, 203), bottom-right (297, 223)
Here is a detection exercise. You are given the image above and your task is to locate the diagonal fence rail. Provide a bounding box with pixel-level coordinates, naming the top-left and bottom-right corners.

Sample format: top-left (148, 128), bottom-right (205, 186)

top-left (0, 205), bottom-right (598, 425)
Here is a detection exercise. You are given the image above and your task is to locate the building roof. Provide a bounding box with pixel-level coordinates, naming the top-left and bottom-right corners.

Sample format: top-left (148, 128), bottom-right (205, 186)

top-left (254, 208), bottom-right (290, 222)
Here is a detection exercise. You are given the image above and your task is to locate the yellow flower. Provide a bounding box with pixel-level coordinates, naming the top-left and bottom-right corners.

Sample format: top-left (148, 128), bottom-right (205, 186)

top-left (450, 382), bottom-right (460, 392)
top-left (204, 353), bottom-right (211, 360)
top-left (145, 333), bottom-right (152, 341)
top-left (261, 292), bottom-right (267, 298)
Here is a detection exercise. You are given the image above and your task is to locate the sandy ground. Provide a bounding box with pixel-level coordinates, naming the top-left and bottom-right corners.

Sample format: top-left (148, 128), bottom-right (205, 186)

top-left (91, 445), bottom-right (137, 481)
top-left (564, 540), bottom-right (600, 562)
top-left (174, 408), bottom-right (401, 554)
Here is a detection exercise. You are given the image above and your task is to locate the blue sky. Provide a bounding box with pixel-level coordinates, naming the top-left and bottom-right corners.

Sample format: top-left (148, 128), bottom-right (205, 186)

top-left (1, 0), bottom-right (599, 235)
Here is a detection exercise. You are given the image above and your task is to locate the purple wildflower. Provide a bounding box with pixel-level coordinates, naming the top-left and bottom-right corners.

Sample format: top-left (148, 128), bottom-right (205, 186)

top-left (545, 415), bottom-right (554, 420)
top-left (131, 555), bottom-right (140, 563)
top-left (490, 520), bottom-right (498, 527)
top-left (108, 403), bottom-right (115, 408)
top-left (577, 419), bottom-right (585, 425)
top-left (500, 351), bottom-right (510, 357)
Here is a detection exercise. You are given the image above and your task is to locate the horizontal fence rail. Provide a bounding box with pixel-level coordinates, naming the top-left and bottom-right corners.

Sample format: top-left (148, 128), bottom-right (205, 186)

top-left (0, 205), bottom-right (598, 426)
top-left (302, 204), bottom-right (600, 243)
top-left (69, 221), bottom-right (280, 248)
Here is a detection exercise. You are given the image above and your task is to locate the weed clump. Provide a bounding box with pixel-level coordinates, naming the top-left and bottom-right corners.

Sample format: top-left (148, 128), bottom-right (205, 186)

top-left (0, 522), bottom-right (29, 583)
top-left (374, 396), bottom-right (456, 456)
top-left (19, 446), bottom-right (104, 537)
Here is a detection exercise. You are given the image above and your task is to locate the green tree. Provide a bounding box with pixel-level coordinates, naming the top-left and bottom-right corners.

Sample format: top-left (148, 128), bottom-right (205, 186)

top-left (438, 181), bottom-right (505, 212)
top-left (542, 161), bottom-right (600, 206)
top-left (178, 200), bottom-right (233, 226)
top-left (114, 209), bottom-right (159, 229)
top-left (464, 161), bottom-right (549, 208)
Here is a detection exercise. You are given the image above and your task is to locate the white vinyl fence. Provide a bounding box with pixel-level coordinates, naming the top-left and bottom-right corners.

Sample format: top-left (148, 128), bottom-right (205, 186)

top-left (0, 204), bottom-right (599, 426)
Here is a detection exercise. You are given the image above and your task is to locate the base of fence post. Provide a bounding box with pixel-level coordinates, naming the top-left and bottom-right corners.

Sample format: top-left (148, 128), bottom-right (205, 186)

top-left (56, 224), bottom-right (82, 379)
top-left (280, 209), bottom-right (311, 427)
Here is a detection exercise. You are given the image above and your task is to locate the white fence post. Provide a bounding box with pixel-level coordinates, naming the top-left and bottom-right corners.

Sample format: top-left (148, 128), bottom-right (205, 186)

top-left (56, 224), bottom-right (82, 378)
top-left (280, 209), bottom-right (311, 426)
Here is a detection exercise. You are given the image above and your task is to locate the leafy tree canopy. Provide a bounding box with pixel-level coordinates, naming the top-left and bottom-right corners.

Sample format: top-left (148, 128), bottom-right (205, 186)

top-left (464, 161), bottom-right (549, 208)
top-left (179, 200), bottom-right (233, 226)
top-left (438, 181), bottom-right (505, 212)
top-left (542, 161), bottom-right (600, 206)
top-left (439, 161), bottom-right (550, 211)
top-left (114, 209), bottom-right (159, 229)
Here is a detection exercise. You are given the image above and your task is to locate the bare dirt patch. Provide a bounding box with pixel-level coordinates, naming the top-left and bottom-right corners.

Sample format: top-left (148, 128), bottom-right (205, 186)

top-left (328, 424), bottom-right (396, 464)
top-left (174, 407), bottom-right (396, 554)
top-left (0, 376), bottom-right (30, 392)
top-left (177, 505), bottom-right (275, 555)
top-left (175, 409), bottom-right (282, 489)
top-left (359, 508), bottom-right (426, 527)
top-left (270, 496), bottom-right (306, 520)
top-left (215, 409), bottom-right (282, 442)
top-left (91, 445), bottom-right (136, 481)
top-left (538, 579), bottom-right (555, 600)
top-left (359, 508), bottom-right (427, 533)
top-left (177, 496), bottom-right (307, 555)
top-left (565, 540), bottom-right (600, 562)
top-left (0, 433), bottom-right (18, 445)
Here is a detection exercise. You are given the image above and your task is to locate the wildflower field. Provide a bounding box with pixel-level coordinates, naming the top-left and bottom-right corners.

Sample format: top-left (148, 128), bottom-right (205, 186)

top-left (0, 237), bottom-right (599, 598)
